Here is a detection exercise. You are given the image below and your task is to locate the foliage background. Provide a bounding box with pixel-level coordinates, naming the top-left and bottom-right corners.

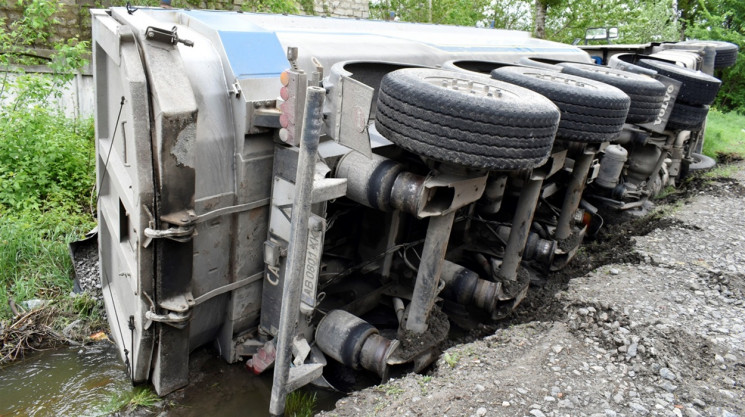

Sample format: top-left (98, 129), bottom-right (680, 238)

top-left (0, 0), bottom-right (94, 319)
top-left (371, 0), bottom-right (744, 114)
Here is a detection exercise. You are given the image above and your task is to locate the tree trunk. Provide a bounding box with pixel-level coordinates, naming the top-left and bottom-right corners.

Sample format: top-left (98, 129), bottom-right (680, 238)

top-left (534, 0), bottom-right (547, 39)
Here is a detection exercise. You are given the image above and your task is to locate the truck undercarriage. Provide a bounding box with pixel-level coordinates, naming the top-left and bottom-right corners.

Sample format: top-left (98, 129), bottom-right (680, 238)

top-left (86, 7), bottom-right (736, 415)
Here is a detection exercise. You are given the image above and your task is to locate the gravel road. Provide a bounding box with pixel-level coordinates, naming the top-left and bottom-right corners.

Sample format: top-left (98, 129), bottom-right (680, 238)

top-left (318, 163), bottom-right (745, 417)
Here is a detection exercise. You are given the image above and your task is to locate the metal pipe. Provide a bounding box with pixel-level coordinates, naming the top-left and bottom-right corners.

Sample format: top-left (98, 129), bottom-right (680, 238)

top-left (645, 133), bottom-right (676, 187)
top-left (497, 175), bottom-right (543, 282)
top-left (440, 261), bottom-right (498, 313)
top-left (269, 86), bottom-right (325, 417)
top-left (668, 131), bottom-right (689, 179)
top-left (392, 297), bottom-right (405, 324)
top-left (315, 310), bottom-right (398, 378)
top-left (556, 148), bottom-right (595, 240)
top-left (404, 211), bottom-right (456, 333)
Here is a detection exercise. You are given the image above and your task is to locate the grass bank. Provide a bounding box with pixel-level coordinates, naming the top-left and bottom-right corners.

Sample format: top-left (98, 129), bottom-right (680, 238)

top-left (704, 109), bottom-right (745, 161)
top-left (0, 108), bottom-right (99, 356)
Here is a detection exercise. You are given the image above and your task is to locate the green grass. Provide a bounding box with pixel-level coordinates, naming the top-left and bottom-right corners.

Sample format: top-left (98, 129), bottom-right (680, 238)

top-left (0, 109), bottom-right (95, 321)
top-left (285, 391), bottom-right (317, 417)
top-left (443, 351), bottom-right (460, 368)
top-left (97, 386), bottom-right (161, 415)
top-left (704, 109), bottom-right (745, 161)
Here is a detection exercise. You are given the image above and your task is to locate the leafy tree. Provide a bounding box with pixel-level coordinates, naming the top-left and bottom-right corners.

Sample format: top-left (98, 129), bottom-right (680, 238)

top-left (370, 0), bottom-right (491, 26)
top-left (533, 0), bottom-right (562, 38)
top-left (544, 0), bottom-right (679, 44)
top-left (682, 0), bottom-right (745, 113)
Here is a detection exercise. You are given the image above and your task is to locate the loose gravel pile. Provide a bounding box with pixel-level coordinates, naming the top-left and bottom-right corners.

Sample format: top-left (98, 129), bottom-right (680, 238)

top-left (70, 239), bottom-right (103, 302)
top-left (319, 164), bottom-right (745, 417)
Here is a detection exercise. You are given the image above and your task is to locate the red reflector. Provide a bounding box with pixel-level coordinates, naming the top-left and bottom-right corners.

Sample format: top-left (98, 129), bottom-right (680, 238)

top-left (279, 114), bottom-right (289, 128)
top-left (280, 86), bottom-right (290, 101)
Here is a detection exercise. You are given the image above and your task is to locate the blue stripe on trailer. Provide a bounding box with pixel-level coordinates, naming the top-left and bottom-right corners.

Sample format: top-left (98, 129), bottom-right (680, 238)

top-left (182, 10), bottom-right (288, 79)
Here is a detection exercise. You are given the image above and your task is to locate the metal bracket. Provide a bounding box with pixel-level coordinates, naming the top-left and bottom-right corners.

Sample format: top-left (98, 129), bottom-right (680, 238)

top-left (145, 26), bottom-right (194, 47)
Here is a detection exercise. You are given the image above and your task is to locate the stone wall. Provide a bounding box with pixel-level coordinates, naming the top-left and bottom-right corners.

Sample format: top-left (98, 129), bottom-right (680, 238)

top-left (0, 0), bottom-right (369, 45)
top-left (313, 0), bottom-right (368, 19)
top-left (0, 0), bottom-right (98, 45)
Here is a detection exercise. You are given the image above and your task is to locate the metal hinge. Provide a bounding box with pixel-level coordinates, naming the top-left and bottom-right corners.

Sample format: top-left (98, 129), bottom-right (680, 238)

top-left (145, 26), bottom-right (194, 47)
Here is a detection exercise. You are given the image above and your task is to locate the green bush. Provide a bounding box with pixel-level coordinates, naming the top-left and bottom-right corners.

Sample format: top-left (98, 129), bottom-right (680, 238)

top-left (0, 0), bottom-right (95, 320)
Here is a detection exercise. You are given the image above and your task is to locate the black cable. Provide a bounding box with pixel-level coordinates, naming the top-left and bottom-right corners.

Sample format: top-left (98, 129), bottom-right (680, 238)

top-left (96, 96), bottom-right (133, 380)
top-left (95, 96), bottom-right (125, 208)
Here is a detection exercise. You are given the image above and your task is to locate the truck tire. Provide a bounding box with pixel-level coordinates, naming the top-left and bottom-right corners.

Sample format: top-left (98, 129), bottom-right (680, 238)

top-left (490, 66), bottom-right (630, 143)
top-left (666, 103), bottom-right (709, 131)
top-left (688, 152), bottom-right (716, 171)
top-left (557, 62), bottom-right (666, 124)
top-left (637, 59), bottom-right (721, 106)
top-left (375, 68), bottom-right (560, 171)
top-left (680, 40), bottom-right (739, 68)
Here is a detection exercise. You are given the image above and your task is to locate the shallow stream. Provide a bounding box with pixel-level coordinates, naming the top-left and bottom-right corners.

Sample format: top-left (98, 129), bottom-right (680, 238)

top-left (0, 343), bottom-right (340, 416)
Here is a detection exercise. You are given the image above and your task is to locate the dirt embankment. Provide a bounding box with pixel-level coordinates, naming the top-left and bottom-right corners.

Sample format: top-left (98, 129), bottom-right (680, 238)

top-left (318, 165), bottom-right (745, 417)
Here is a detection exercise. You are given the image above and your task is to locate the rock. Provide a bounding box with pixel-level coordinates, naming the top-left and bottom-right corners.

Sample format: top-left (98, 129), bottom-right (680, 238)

top-left (627, 342), bottom-right (638, 358)
top-left (475, 384), bottom-right (485, 392)
top-left (660, 368), bottom-right (676, 381)
top-left (659, 381), bottom-right (677, 392)
top-left (552, 345), bottom-right (564, 354)
top-left (22, 299), bottom-right (48, 310)
top-left (476, 407), bottom-right (487, 416)
top-left (529, 409), bottom-right (546, 417)
top-left (629, 402), bottom-right (649, 414)
top-left (685, 408), bottom-right (702, 417)
top-left (610, 268), bottom-right (620, 275)
top-left (501, 401), bottom-right (510, 407)
top-left (558, 399), bottom-right (573, 409)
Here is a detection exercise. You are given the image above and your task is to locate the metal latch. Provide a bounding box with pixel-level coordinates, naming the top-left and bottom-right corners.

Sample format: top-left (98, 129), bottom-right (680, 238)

top-left (144, 310), bottom-right (190, 329)
top-left (143, 293), bottom-right (193, 329)
top-left (143, 225), bottom-right (195, 246)
top-left (145, 26), bottom-right (194, 47)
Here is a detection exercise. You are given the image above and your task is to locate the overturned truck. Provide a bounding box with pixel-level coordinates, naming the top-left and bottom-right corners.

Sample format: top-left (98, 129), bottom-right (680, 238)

top-left (90, 7), bottom-right (736, 415)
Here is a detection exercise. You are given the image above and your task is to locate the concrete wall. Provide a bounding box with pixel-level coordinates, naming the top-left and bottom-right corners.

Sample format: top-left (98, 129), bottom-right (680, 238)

top-left (0, 69), bottom-right (95, 119)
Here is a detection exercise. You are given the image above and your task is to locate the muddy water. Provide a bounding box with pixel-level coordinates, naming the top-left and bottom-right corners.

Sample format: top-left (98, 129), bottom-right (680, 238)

top-left (0, 344), bottom-right (129, 416)
top-left (0, 344), bottom-right (341, 416)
